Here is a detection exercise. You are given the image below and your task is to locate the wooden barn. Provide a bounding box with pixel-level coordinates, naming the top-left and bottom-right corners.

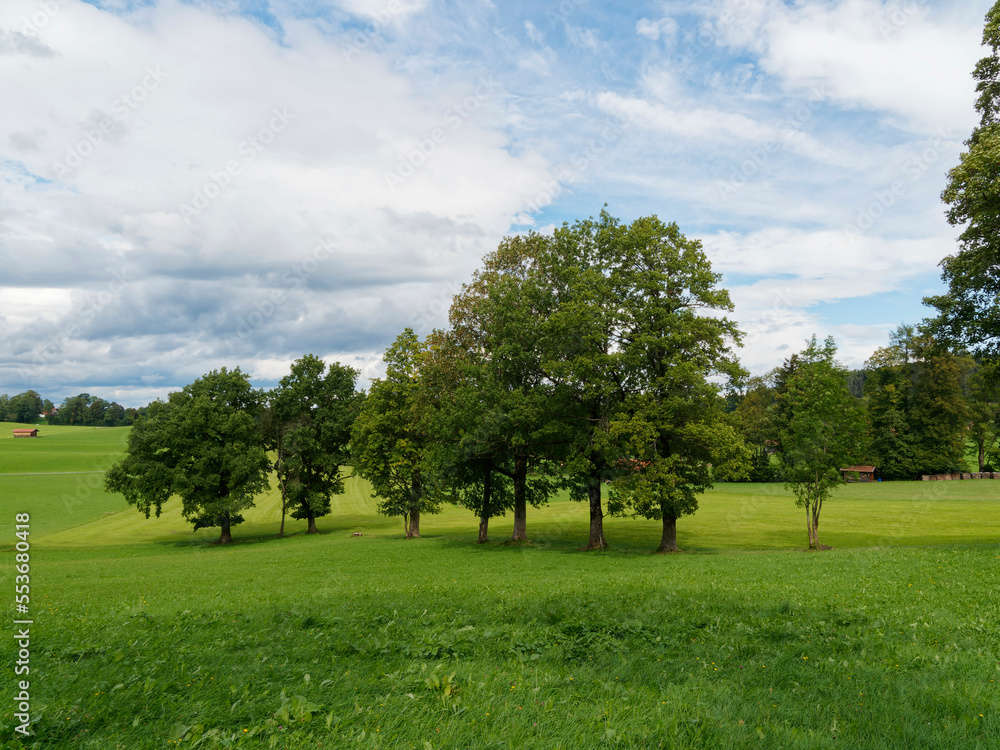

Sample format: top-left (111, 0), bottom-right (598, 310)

top-left (840, 465), bottom-right (875, 483)
top-left (12, 428), bottom-right (38, 438)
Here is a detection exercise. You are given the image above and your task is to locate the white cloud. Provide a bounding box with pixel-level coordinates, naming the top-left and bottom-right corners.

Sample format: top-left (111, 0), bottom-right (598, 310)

top-left (636, 16), bottom-right (678, 42)
top-left (0, 0), bottom-right (554, 400)
top-left (595, 91), bottom-right (773, 144)
top-left (704, 227), bottom-right (952, 372)
top-left (709, 0), bottom-right (984, 132)
top-left (524, 19), bottom-right (544, 45)
top-left (703, 227), bottom-right (947, 281)
top-left (564, 25), bottom-right (605, 55)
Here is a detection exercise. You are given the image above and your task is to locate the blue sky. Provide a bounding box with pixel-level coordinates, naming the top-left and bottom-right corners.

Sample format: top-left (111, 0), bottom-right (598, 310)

top-left (0, 0), bottom-right (991, 405)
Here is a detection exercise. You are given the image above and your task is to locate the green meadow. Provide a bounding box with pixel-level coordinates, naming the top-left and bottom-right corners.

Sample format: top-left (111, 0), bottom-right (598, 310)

top-left (2, 426), bottom-right (999, 748)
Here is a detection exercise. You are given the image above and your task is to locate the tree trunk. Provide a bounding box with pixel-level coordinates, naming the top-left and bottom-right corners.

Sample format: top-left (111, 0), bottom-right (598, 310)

top-left (307, 515), bottom-right (318, 534)
top-left (407, 473), bottom-right (422, 539)
top-left (655, 515), bottom-right (677, 554)
top-left (478, 516), bottom-right (490, 544)
top-left (218, 514), bottom-right (234, 544)
top-left (806, 504), bottom-right (815, 549)
top-left (511, 454), bottom-right (528, 542)
top-left (276, 452), bottom-right (286, 538)
top-left (479, 463), bottom-right (492, 544)
top-left (408, 504), bottom-right (421, 538)
top-left (979, 440), bottom-right (986, 473)
top-left (583, 474), bottom-right (607, 550)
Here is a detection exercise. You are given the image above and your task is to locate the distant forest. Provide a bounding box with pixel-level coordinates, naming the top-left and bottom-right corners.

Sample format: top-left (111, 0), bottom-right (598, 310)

top-left (0, 390), bottom-right (147, 427)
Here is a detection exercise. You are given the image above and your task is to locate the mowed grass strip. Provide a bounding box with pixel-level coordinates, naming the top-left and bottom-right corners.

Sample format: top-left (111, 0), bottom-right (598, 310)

top-left (23, 474), bottom-right (1000, 553)
top-left (3, 424), bottom-right (998, 551)
top-left (0, 423), bottom-right (129, 475)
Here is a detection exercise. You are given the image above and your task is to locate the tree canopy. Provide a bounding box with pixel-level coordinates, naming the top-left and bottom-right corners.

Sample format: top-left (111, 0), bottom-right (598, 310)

top-left (104, 368), bottom-right (270, 544)
top-left (268, 354), bottom-right (360, 535)
top-left (926, 1), bottom-right (1000, 358)
top-left (778, 336), bottom-right (865, 550)
top-left (351, 329), bottom-right (443, 538)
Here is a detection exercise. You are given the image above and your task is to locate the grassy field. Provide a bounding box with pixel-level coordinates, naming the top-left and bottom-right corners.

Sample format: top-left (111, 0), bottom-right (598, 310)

top-left (1, 427), bottom-right (999, 748)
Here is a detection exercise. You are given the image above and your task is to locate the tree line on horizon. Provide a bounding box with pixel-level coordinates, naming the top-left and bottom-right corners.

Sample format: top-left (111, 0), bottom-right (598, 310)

top-left (728, 326), bottom-right (998, 485)
top-left (0, 390), bottom-right (146, 427)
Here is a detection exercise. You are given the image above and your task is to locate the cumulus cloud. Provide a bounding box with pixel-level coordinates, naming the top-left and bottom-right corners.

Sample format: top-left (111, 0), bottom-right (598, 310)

top-left (0, 0), bottom-right (554, 402)
top-left (708, 0), bottom-right (983, 133)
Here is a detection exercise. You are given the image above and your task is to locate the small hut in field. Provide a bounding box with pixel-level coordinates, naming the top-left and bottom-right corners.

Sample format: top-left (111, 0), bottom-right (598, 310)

top-left (840, 465), bottom-right (875, 483)
top-left (12, 428), bottom-right (39, 438)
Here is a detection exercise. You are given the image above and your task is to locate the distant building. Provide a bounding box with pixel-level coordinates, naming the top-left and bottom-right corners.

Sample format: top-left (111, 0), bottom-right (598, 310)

top-left (840, 465), bottom-right (875, 483)
top-left (12, 428), bottom-right (38, 438)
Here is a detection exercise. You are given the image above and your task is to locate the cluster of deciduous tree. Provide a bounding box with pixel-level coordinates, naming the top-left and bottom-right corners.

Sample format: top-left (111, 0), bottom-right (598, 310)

top-left (0, 390), bottom-right (143, 426)
top-left (47, 393), bottom-right (146, 427)
top-left (103, 213), bottom-right (882, 552)
top-left (105, 358), bottom-right (362, 544)
top-left (723, 324), bottom-right (998, 485)
top-left (0, 391), bottom-right (50, 424)
top-left (865, 327), bottom-right (998, 478)
top-left (351, 213), bottom-right (752, 553)
top-left (105, 213), bottom-right (762, 551)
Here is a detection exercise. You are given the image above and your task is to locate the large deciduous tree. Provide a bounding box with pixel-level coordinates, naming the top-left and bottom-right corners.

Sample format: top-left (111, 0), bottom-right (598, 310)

top-left (351, 329), bottom-right (441, 538)
top-left (598, 214), bottom-right (745, 554)
top-left (447, 234), bottom-right (561, 544)
top-left (268, 355), bottom-right (360, 536)
top-left (420, 332), bottom-right (518, 544)
top-left (104, 368), bottom-right (270, 544)
top-left (778, 336), bottom-right (865, 550)
top-left (539, 215), bottom-right (629, 550)
top-left (926, 1), bottom-right (1000, 358)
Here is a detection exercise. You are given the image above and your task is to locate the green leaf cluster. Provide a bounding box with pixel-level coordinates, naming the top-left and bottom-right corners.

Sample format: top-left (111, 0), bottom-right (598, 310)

top-left (927, 1), bottom-right (1000, 357)
top-left (104, 367), bottom-right (270, 543)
